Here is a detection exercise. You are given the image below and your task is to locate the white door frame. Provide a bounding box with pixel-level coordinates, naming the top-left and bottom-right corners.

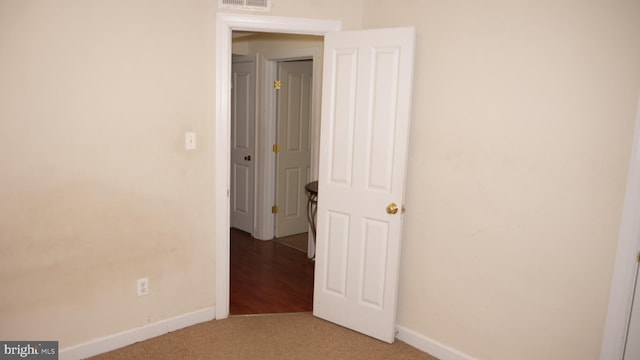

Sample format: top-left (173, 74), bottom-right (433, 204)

top-left (254, 49), bottom-right (322, 241)
top-left (601, 95), bottom-right (640, 359)
top-left (215, 13), bottom-right (341, 319)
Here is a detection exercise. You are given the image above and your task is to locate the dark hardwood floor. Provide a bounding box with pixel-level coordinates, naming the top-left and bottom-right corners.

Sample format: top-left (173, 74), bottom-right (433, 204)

top-left (230, 228), bottom-right (315, 315)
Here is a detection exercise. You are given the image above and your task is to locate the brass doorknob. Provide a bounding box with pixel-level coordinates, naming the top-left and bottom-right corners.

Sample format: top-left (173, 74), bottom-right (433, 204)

top-left (386, 203), bottom-right (399, 215)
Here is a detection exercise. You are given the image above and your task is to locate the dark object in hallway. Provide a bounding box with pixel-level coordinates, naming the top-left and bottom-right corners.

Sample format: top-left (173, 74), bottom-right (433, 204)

top-left (230, 228), bottom-right (315, 315)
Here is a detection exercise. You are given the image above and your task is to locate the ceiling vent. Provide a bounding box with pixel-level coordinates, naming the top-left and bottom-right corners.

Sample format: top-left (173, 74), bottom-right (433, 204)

top-left (219, 0), bottom-right (271, 12)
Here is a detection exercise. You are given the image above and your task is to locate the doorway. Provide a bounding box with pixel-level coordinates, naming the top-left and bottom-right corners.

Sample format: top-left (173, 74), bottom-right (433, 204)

top-left (235, 39), bottom-right (324, 243)
top-left (228, 32), bottom-right (323, 315)
top-left (216, 14), bottom-right (340, 319)
top-left (230, 41), bottom-right (319, 241)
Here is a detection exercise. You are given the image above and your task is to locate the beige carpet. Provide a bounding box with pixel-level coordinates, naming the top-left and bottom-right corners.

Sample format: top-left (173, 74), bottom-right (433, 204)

top-left (89, 312), bottom-right (437, 360)
top-left (275, 232), bottom-right (309, 253)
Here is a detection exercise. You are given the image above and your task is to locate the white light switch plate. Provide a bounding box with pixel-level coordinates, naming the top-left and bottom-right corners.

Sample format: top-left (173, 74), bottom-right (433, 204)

top-left (185, 132), bottom-right (196, 150)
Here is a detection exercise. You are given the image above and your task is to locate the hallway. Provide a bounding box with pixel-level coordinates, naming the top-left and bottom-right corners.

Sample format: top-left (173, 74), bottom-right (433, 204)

top-left (229, 228), bottom-right (315, 315)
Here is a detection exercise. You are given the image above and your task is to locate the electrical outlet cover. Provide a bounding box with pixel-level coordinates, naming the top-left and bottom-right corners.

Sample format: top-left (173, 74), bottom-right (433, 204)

top-left (137, 277), bottom-right (149, 296)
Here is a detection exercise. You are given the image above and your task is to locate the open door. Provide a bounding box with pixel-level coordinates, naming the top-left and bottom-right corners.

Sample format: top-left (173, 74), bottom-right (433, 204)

top-left (313, 27), bottom-right (415, 343)
top-left (230, 58), bottom-right (256, 234)
top-left (275, 60), bottom-right (313, 238)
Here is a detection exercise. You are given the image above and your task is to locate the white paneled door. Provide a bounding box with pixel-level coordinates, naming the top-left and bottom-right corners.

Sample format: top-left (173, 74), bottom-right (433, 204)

top-left (313, 27), bottom-right (415, 343)
top-left (230, 59), bottom-right (256, 234)
top-left (275, 60), bottom-right (313, 238)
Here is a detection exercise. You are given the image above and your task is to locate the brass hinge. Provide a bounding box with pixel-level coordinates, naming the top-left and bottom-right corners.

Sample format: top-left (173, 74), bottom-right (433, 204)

top-left (273, 144), bottom-right (280, 153)
top-left (274, 80), bottom-right (281, 90)
top-left (272, 205), bottom-right (279, 214)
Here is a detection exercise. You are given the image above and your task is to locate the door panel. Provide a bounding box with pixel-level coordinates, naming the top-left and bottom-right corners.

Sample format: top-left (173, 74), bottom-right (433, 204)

top-left (327, 50), bottom-right (357, 186)
top-left (361, 218), bottom-right (389, 309)
top-left (230, 60), bottom-right (256, 233)
top-left (284, 168), bottom-right (302, 216)
top-left (367, 48), bottom-right (402, 192)
top-left (325, 211), bottom-right (350, 296)
top-left (275, 60), bottom-right (313, 237)
top-left (313, 27), bottom-right (415, 343)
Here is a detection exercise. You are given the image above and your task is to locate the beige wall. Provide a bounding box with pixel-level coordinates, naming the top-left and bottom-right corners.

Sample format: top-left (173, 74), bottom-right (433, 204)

top-left (362, 1), bottom-right (640, 359)
top-left (0, 0), bottom-right (216, 347)
top-left (2, 0), bottom-right (639, 358)
top-left (232, 33), bottom-right (323, 56)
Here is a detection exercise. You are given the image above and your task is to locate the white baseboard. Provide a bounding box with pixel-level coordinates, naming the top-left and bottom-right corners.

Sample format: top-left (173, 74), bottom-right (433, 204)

top-left (396, 325), bottom-right (476, 360)
top-left (60, 307), bottom-right (216, 360)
